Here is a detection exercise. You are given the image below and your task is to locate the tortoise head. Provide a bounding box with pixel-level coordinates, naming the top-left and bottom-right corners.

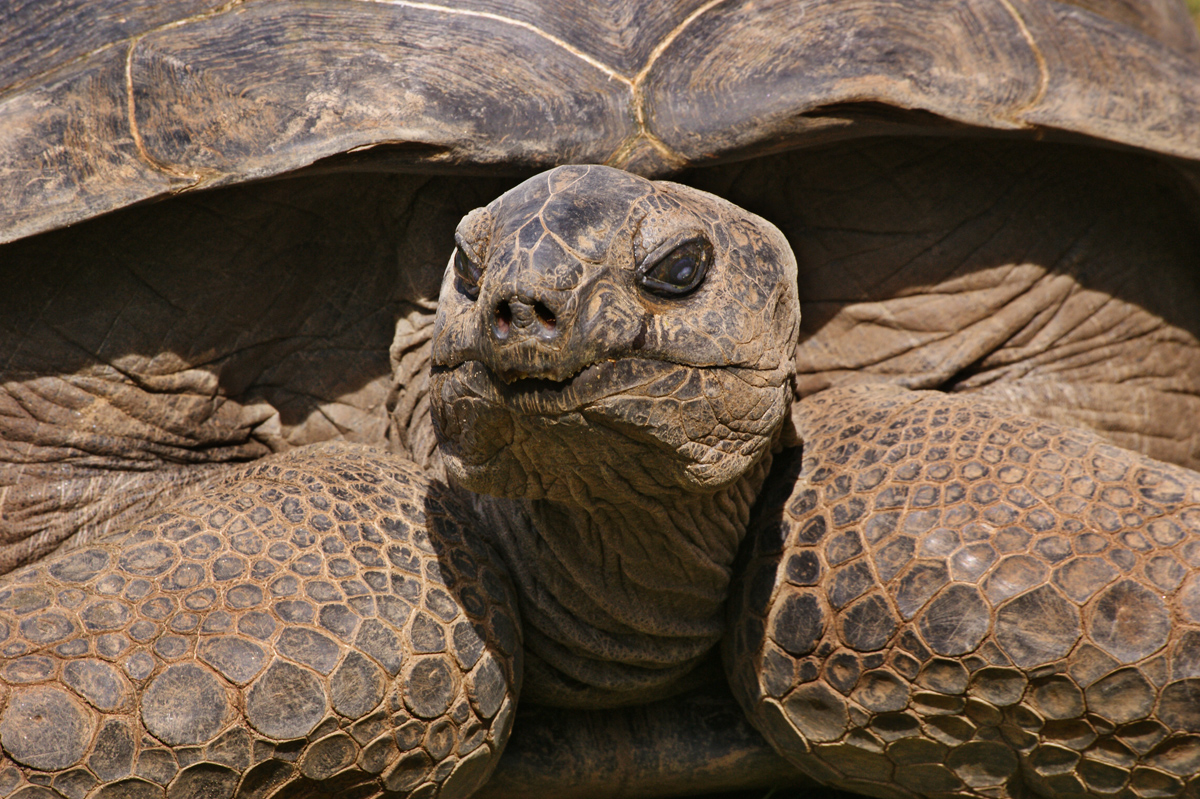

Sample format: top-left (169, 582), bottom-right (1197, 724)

top-left (430, 164), bottom-right (798, 501)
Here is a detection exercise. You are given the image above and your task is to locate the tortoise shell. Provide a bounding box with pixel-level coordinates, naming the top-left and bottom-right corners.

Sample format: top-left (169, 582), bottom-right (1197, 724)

top-left (3, 0), bottom-right (1200, 243)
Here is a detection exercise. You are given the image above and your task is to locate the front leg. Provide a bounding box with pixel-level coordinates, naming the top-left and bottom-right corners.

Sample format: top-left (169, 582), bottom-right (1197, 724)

top-left (0, 443), bottom-right (520, 799)
top-left (729, 384), bottom-right (1200, 799)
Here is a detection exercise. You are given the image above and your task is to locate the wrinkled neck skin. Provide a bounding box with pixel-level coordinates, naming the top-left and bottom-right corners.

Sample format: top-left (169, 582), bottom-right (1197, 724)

top-left (473, 437), bottom-right (778, 709)
top-left (428, 165), bottom-right (801, 706)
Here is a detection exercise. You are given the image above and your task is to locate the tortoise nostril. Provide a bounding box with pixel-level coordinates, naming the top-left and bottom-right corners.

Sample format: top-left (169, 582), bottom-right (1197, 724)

top-left (533, 302), bottom-right (556, 331)
top-left (493, 296), bottom-right (558, 341)
top-left (495, 300), bottom-right (512, 339)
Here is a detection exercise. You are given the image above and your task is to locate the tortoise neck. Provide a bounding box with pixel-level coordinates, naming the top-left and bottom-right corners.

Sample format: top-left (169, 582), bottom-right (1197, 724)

top-left (482, 450), bottom-right (776, 707)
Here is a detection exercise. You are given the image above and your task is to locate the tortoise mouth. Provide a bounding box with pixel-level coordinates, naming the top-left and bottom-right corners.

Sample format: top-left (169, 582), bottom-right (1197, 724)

top-left (432, 357), bottom-right (693, 416)
top-left (504, 373), bottom-right (579, 393)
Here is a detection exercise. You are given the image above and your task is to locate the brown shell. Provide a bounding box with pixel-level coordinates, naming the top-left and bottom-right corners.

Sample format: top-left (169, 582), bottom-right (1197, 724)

top-left (2, 0), bottom-right (1199, 244)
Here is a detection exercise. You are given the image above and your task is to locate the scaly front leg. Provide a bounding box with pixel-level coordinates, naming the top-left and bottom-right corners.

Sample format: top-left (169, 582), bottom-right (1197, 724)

top-left (731, 383), bottom-right (1200, 799)
top-left (0, 443), bottom-right (520, 799)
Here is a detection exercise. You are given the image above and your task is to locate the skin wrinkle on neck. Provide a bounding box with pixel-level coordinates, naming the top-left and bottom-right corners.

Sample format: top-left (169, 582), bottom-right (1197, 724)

top-left (530, 471), bottom-right (746, 626)
top-left (481, 450), bottom-right (774, 706)
top-left (430, 166), bottom-right (799, 705)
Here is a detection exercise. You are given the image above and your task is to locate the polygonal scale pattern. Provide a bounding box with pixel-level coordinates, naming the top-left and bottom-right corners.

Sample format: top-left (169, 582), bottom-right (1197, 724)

top-left (0, 443), bottom-right (520, 799)
top-left (729, 384), bottom-right (1200, 799)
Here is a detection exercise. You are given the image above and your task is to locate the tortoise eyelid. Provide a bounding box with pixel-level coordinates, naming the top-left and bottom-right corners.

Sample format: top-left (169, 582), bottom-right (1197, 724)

top-left (636, 232), bottom-right (712, 297)
top-left (635, 229), bottom-right (709, 273)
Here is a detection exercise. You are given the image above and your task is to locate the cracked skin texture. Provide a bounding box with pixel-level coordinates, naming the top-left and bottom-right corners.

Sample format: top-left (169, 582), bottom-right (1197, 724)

top-left (430, 166), bottom-right (798, 709)
top-left (0, 143), bottom-right (1198, 799)
top-left (3, 1), bottom-right (1200, 796)
top-left (5, 139), bottom-right (1198, 580)
top-left (731, 383), bottom-right (1200, 799)
top-left (0, 173), bottom-right (513, 575)
top-left (0, 443), bottom-right (523, 798)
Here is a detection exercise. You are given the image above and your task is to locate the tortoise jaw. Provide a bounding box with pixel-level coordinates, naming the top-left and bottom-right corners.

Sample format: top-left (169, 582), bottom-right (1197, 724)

top-left (502, 373), bottom-right (576, 392)
top-left (494, 362), bottom-right (587, 387)
top-left (433, 357), bottom-right (686, 417)
top-left (495, 361), bottom-right (627, 409)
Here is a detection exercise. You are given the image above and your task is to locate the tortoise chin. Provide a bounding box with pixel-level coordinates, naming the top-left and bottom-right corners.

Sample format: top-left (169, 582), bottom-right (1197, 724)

top-left (430, 356), bottom-right (790, 502)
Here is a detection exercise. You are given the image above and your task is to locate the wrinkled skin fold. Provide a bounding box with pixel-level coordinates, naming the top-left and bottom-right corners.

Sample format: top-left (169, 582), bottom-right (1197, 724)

top-left (431, 166), bottom-right (799, 708)
top-left (0, 140), bottom-right (1198, 799)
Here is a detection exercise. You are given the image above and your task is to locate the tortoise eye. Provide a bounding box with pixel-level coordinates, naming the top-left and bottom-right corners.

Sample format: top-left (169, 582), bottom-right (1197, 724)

top-left (638, 237), bottom-right (711, 296)
top-left (453, 247), bottom-right (483, 299)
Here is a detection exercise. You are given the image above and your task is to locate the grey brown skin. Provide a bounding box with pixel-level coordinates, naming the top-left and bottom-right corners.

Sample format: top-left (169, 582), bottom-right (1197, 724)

top-left (697, 140), bottom-right (1200, 473)
top-left (2, 136), bottom-right (1200, 799)
top-left (4, 1), bottom-right (1200, 797)
top-left (731, 385), bottom-right (1200, 799)
top-left (430, 165), bottom-right (798, 708)
top-left (1, 152), bottom-right (1200, 799)
top-left (433, 167), bottom-right (1200, 799)
top-left (0, 165), bottom-right (803, 799)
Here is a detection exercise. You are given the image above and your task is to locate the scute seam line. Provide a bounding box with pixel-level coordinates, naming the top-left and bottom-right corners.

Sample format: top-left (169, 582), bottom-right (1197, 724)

top-left (365, 0), bottom-right (632, 84)
top-left (994, 0), bottom-right (1050, 116)
top-left (122, 1), bottom-right (251, 185)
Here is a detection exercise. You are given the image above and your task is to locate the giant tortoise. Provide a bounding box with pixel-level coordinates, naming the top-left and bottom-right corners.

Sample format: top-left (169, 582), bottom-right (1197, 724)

top-left (3, 1), bottom-right (1200, 798)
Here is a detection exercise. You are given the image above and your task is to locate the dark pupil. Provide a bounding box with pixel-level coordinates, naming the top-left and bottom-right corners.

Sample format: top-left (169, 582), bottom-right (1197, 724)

top-left (455, 249), bottom-right (479, 283)
top-left (668, 256), bottom-right (695, 285)
top-left (454, 248), bottom-right (482, 298)
top-left (640, 238), bottom-right (710, 296)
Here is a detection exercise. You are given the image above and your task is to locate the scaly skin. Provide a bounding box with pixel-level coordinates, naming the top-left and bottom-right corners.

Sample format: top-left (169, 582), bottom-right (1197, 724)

top-left (3, 163), bottom-right (1200, 799)
top-left (430, 165), bottom-right (797, 708)
top-left (0, 443), bottom-right (520, 798)
top-left (731, 384), bottom-right (1200, 799)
